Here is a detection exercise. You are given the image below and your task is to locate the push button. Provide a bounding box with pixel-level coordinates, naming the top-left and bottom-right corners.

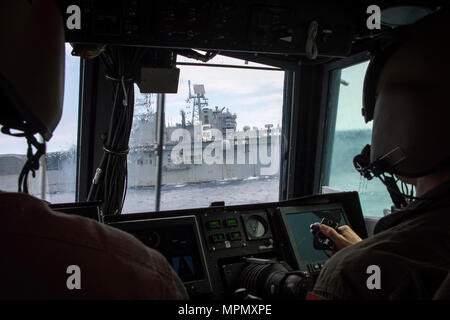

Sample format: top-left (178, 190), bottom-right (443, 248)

top-left (206, 220), bottom-right (221, 229)
top-left (211, 233), bottom-right (225, 243)
top-left (224, 218), bottom-right (238, 227)
top-left (228, 231), bottom-right (242, 241)
top-left (307, 263), bottom-right (322, 273)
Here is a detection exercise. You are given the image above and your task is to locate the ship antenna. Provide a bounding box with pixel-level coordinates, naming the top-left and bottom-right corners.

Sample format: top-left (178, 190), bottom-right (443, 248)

top-left (187, 81), bottom-right (208, 125)
top-left (188, 80), bottom-right (192, 99)
top-left (180, 110), bottom-right (186, 128)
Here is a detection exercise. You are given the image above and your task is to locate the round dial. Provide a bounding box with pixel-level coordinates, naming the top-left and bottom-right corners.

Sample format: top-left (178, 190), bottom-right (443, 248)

top-left (145, 231), bottom-right (161, 248)
top-left (246, 216), bottom-right (267, 238)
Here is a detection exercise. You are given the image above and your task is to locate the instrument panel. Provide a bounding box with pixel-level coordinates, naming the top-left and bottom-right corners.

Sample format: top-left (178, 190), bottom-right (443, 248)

top-left (109, 216), bottom-right (212, 297)
top-left (201, 209), bottom-right (273, 252)
top-left (104, 191), bottom-right (367, 299)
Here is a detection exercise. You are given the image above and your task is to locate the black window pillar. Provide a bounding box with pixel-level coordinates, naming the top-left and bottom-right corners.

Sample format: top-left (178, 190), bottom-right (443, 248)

top-left (282, 63), bottom-right (328, 199)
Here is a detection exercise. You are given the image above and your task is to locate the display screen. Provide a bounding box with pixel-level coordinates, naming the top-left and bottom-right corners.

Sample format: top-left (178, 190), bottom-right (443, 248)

top-left (129, 224), bottom-right (205, 283)
top-left (283, 206), bottom-right (348, 270)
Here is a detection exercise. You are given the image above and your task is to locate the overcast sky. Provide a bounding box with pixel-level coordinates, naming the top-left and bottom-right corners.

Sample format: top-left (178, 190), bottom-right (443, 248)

top-left (161, 54), bottom-right (285, 131)
top-left (0, 46), bottom-right (370, 155)
top-left (335, 61), bottom-right (371, 131)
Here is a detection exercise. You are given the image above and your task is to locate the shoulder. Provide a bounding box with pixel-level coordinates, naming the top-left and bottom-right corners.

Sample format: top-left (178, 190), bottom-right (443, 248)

top-left (0, 192), bottom-right (188, 299)
top-left (310, 241), bottom-right (373, 299)
top-left (0, 192), bottom-right (157, 264)
top-left (312, 226), bottom-right (449, 299)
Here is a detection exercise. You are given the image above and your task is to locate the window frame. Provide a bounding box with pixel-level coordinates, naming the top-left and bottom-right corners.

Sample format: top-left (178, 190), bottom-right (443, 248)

top-left (154, 62), bottom-right (287, 211)
top-left (282, 62), bottom-right (332, 199)
top-left (77, 53), bottom-right (288, 212)
top-left (76, 58), bottom-right (100, 202)
top-left (0, 52), bottom-right (83, 200)
top-left (316, 51), bottom-right (371, 194)
top-left (76, 49), bottom-right (372, 212)
top-left (315, 51), bottom-right (393, 222)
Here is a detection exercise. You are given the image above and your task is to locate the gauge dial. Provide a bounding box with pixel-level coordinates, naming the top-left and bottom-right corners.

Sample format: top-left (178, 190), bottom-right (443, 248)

top-left (145, 231), bottom-right (161, 248)
top-left (245, 216), bottom-right (267, 238)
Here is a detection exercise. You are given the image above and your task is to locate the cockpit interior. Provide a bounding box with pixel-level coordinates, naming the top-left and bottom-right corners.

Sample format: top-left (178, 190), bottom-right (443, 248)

top-left (1, 0), bottom-right (449, 302)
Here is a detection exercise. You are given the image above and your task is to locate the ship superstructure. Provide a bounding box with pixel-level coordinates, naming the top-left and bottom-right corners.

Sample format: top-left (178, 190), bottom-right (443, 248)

top-left (128, 81), bottom-right (280, 186)
top-left (0, 82), bottom-right (281, 194)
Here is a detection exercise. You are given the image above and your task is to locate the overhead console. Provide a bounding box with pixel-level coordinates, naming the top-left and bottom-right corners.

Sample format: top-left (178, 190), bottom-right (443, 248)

top-left (58, 0), bottom-right (357, 58)
top-left (104, 191), bottom-right (367, 300)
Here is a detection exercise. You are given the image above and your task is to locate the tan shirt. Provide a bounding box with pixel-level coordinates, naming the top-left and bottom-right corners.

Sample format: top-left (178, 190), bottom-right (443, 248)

top-left (311, 181), bottom-right (450, 299)
top-left (0, 192), bottom-right (188, 299)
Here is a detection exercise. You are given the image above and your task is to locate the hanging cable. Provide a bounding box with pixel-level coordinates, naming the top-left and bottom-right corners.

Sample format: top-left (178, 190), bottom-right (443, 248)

top-left (1, 126), bottom-right (46, 194)
top-left (306, 20), bottom-right (319, 60)
top-left (377, 172), bottom-right (430, 204)
top-left (17, 134), bottom-right (46, 194)
top-left (176, 49), bottom-right (218, 62)
top-left (87, 46), bottom-right (148, 216)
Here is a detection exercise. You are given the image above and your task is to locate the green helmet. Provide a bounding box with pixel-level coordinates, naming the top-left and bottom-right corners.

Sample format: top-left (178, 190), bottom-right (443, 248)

top-left (362, 8), bottom-right (450, 178)
top-left (0, 0), bottom-right (65, 141)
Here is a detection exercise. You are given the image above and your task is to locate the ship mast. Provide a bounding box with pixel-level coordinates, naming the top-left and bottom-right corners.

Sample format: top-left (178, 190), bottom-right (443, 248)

top-left (187, 80), bottom-right (208, 125)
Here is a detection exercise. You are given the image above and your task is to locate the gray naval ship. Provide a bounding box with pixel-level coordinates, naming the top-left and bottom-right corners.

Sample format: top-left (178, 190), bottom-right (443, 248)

top-left (128, 81), bottom-right (281, 187)
top-left (0, 82), bottom-right (281, 194)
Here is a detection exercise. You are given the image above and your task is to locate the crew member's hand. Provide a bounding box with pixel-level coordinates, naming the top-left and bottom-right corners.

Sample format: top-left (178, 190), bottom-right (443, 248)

top-left (319, 224), bottom-right (362, 251)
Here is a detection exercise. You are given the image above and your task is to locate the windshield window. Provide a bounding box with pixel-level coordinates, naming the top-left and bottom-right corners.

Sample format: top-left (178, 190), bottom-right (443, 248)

top-left (0, 44), bottom-right (80, 203)
top-left (123, 54), bottom-right (284, 213)
top-left (321, 61), bottom-right (392, 217)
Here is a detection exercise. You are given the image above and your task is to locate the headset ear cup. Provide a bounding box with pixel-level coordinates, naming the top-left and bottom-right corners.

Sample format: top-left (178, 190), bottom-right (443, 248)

top-left (353, 144), bottom-right (374, 179)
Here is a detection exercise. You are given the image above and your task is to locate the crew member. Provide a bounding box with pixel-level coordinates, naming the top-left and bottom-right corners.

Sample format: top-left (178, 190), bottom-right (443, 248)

top-left (0, 0), bottom-right (187, 299)
top-left (310, 8), bottom-right (450, 299)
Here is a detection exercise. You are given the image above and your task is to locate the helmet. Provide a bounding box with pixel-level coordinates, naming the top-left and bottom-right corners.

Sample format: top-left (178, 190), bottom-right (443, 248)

top-left (361, 9), bottom-right (450, 178)
top-left (0, 0), bottom-right (65, 141)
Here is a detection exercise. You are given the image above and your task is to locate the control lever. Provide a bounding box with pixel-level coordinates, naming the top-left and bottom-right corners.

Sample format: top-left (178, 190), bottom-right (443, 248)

top-left (233, 288), bottom-right (262, 300)
top-left (243, 257), bottom-right (274, 265)
top-left (238, 259), bottom-right (313, 300)
top-left (310, 218), bottom-right (339, 251)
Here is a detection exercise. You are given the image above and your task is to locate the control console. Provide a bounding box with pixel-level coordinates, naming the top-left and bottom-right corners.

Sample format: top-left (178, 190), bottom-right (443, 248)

top-left (103, 192), bottom-right (367, 299)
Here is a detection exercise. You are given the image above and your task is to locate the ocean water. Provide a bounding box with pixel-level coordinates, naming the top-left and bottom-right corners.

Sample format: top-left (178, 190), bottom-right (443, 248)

top-left (45, 175), bottom-right (390, 217)
top-left (123, 176), bottom-right (281, 213)
top-left (326, 129), bottom-right (392, 217)
top-left (40, 177), bottom-right (281, 212)
top-left (30, 129), bottom-right (393, 217)
top-left (327, 172), bottom-right (391, 217)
